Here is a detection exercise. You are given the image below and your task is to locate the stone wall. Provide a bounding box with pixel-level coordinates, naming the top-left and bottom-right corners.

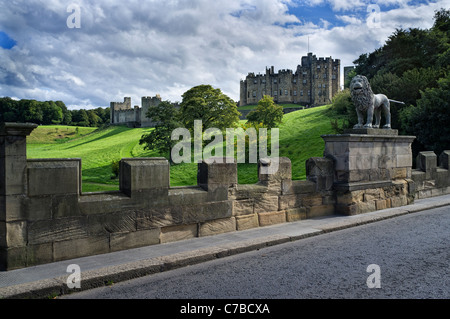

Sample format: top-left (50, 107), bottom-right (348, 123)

top-left (1, 122), bottom-right (450, 271)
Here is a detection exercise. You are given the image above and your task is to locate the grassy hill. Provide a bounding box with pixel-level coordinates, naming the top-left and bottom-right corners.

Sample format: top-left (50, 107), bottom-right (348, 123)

top-left (26, 105), bottom-right (341, 192)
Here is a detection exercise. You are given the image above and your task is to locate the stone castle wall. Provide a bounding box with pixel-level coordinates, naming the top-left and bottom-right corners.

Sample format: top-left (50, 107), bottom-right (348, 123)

top-left (110, 95), bottom-right (161, 128)
top-left (1, 123), bottom-right (449, 270)
top-left (240, 53), bottom-right (341, 107)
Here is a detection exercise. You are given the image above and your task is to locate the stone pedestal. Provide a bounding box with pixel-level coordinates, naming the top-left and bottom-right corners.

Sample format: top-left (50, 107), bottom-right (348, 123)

top-left (322, 129), bottom-right (416, 215)
top-left (0, 123), bottom-right (37, 270)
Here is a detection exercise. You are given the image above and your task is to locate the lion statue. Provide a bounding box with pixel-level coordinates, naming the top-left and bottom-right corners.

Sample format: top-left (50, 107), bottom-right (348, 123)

top-left (349, 75), bottom-right (391, 129)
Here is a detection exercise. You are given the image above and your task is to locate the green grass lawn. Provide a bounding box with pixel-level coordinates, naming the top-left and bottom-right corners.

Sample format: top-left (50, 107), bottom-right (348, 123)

top-left (27, 105), bottom-right (341, 192)
top-left (237, 103), bottom-right (304, 111)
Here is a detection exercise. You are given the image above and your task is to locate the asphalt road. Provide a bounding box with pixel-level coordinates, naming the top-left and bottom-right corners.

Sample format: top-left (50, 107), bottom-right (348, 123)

top-left (62, 206), bottom-right (450, 300)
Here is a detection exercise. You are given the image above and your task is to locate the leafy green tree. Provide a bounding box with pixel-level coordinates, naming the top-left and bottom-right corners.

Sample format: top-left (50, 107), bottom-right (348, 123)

top-left (246, 95), bottom-right (284, 128)
top-left (399, 73), bottom-right (450, 155)
top-left (139, 100), bottom-right (181, 163)
top-left (179, 85), bottom-right (241, 133)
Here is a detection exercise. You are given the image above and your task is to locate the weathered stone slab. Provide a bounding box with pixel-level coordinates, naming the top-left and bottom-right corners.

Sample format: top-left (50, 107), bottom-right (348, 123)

top-left (160, 224), bottom-right (197, 243)
top-left (199, 217), bottom-right (236, 237)
top-left (253, 196), bottom-right (279, 214)
top-left (285, 207), bottom-right (307, 222)
top-left (110, 229), bottom-right (160, 252)
top-left (235, 214), bottom-right (259, 230)
top-left (258, 211), bottom-right (286, 226)
top-left (27, 159), bottom-right (80, 196)
top-left (54, 236), bottom-right (110, 261)
top-left (28, 217), bottom-right (88, 245)
top-left (232, 199), bottom-right (254, 216)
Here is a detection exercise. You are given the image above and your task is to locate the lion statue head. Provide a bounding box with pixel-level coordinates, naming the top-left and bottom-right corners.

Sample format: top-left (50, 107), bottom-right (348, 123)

top-left (349, 75), bottom-right (374, 112)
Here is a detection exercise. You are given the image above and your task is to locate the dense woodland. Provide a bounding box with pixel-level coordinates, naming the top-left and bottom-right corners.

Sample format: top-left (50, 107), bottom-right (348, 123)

top-left (0, 97), bottom-right (110, 127)
top-left (334, 8), bottom-right (450, 156)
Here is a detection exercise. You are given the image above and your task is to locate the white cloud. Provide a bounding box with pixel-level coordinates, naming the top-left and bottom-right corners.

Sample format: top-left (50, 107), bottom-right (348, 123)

top-left (0, 0), bottom-right (448, 108)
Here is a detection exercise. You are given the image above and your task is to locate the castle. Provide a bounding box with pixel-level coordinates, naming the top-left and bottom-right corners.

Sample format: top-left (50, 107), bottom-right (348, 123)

top-left (240, 53), bottom-right (340, 107)
top-left (110, 95), bottom-right (162, 127)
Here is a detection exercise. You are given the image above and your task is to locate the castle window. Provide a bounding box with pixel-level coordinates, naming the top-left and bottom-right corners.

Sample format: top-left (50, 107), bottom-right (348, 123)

top-left (285, 90), bottom-right (288, 95)
top-left (308, 90), bottom-right (311, 96)
top-left (317, 65), bottom-right (320, 69)
top-left (303, 79), bottom-right (307, 84)
top-left (274, 79), bottom-right (277, 84)
top-left (323, 74), bottom-right (327, 79)
top-left (332, 74), bottom-right (336, 80)
top-left (254, 79), bottom-right (257, 84)
top-left (302, 72), bottom-right (307, 76)
top-left (300, 90), bottom-right (303, 96)
top-left (253, 91), bottom-right (256, 97)
top-left (280, 90), bottom-right (282, 96)
top-left (262, 79), bottom-right (266, 84)
top-left (318, 84), bottom-right (321, 88)
top-left (323, 84), bottom-right (326, 89)
top-left (333, 66), bottom-right (337, 70)
top-left (293, 79), bottom-right (297, 84)
top-left (274, 90), bottom-right (277, 96)
top-left (294, 90), bottom-right (297, 96)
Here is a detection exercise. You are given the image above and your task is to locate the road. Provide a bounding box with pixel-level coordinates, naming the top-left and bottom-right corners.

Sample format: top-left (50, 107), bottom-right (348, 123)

top-left (62, 206), bottom-right (449, 300)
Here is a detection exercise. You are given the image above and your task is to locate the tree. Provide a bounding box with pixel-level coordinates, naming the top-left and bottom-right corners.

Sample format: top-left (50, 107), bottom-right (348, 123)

top-left (246, 95), bottom-right (284, 128)
top-left (179, 85), bottom-right (241, 133)
top-left (399, 73), bottom-right (450, 155)
top-left (139, 100), bottom-right (181, 163)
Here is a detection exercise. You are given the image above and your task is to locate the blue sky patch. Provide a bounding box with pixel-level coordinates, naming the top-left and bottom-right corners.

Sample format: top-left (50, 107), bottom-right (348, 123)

top-left (0, 31), bottom-right (16, 49)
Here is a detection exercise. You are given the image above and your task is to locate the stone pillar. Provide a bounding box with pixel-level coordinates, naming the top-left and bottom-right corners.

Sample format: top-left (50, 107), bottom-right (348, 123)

top-left (322, 129), bottom-right (416, 215)
top-left (119, 158), bottom-right (169, 205)
top-left (198, 157), bottom-right (237, 201)
top-left (0, 122), bottom-right (37, 270)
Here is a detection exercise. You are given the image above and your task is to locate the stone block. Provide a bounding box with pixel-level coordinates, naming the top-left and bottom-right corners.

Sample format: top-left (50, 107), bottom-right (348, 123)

top-left (258, 157), bottom-right (291, 184)
top-left (160, 224), bottom-right (198, 243)
top-left (0, 194), bottom-right (27, 222)
top-left (28, 217), bottom-right (88, 245)
top-left (87, 211), bottom-right (137, 236)
top-left (306, 157), bottom-right (334, 191)
top-left (301, 194), bottom-right (323, 207)
top-left (120, 158), bottom-right (169, 196)
top-left (183, 201), bottom-right (232, 224)
top-left (416, 151), bottom-right (437, 179)
top-left (137, 206), bottom-right (183, 229)
top-left (390, 195), bottom-right (408, 208)
top-left (306, 205), bottom-right (334, 218)
top-left (439, 151), bottom-right (450, 169)
top-left (283, 180), bottom-right (316, 195)
top-left (110, 229), bottom-right (160, 252)
top-left (258, 211), bottom-right (286, 227)
top-left (375, 199), bottom-right (388, 210)
top-left (1, 221), bottom-right (27, 248)
top-left (253, 196), bottom-right (279, 214)
top-left (0, 156), bottom-right (27, 195)
top-left (232, 199), bottom-right (254, 216)
top-left (278, 194), bottom-right (302, 210)
top-left (26, 243), bottom-right (53, 266)
top-left (54, 236), bottom-right (110, 261)
top-left (168, 187), bottom-right (208, 206)
top-left (27, 159), bottom-right (80, 196)
top-left (199, 217), bottom-right (236, 237)
top-left (285, 207), bottom-right (307, 222)
top-left (235, 214), bottom-right (259, 230)
top-left (197, 158), bottom-right (237, 190)
top-left (0, 246), bottom-right (27, 271)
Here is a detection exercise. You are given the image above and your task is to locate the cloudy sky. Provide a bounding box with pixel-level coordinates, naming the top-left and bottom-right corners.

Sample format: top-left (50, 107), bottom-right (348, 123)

top-left (0, 0), bottom-right (448, 109)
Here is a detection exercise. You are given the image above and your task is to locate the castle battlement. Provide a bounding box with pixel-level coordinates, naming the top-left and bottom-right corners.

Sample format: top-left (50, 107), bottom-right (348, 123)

top-left (240, 52), bottom-right (341, 107)
top-left (110, 95), bottom-right (162, 128)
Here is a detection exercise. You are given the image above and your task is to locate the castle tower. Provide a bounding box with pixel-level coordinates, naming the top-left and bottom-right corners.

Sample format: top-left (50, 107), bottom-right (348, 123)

top-left (140, 95), bottom-right (162, 128)
top-left (110, 97), bottom-right (131, 124)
